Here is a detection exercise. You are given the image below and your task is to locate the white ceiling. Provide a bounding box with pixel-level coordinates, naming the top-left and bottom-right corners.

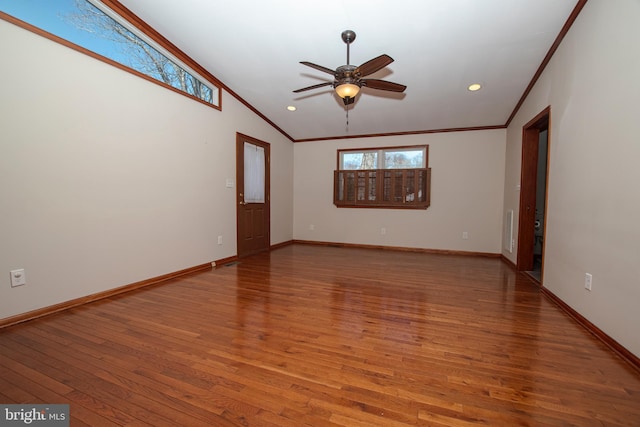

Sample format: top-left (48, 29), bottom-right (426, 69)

top-left (117, 0), bottom-right (580, 141)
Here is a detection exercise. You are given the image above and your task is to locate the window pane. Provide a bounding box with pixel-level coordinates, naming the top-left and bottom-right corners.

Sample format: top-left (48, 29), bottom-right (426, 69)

top-left (0, 0), bottom-right (219, 106)
top-left (393, 171), bottom-right (403, 202)
top-left (406, 170), bottom-right (415, 202)
top-left (368, 172), bottom-right (376, 201)
top-left (383, 171), bottom-right (392, 202)
top-left (357, 172), bottom-right (366, 201)
top-left (346, 172), bottom-right (356, 201)
top-left (384, 149), bottom-right (424, 169)
top-left (342, 152), bottom-right (377, 170)
top-left (244, 142), bottom-right (265, 203)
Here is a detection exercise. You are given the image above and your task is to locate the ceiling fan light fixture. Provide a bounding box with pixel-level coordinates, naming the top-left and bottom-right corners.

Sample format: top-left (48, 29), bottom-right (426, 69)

top-left (335, 83), bottom-right (360, 99)
top-left (294, 30), bottom-right (405, 109)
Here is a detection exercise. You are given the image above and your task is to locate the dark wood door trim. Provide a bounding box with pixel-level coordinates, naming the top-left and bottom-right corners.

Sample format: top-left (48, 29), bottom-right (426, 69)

top-left (517, 106), bottom-right (550, 273)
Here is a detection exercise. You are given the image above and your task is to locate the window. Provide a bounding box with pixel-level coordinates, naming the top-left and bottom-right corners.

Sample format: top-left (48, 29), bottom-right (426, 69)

top-left (334, 145), bottom-right (431, 209)
top-left (0, 0), bottom-right (221, 108)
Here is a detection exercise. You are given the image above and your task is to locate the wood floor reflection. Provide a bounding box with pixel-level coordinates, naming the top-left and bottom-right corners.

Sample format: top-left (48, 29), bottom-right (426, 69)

top-left (1, 244), bottom-right (639, 426)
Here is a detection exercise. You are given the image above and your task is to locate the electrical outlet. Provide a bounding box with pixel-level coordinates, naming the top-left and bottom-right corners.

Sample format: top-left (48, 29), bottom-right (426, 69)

top-left (309, 224), bottom-right (315, 231)
top-left (585, 273), bottom-right (592, 291)
top-left (462, 231), bottom-right (469, 240)
top-left (381, 227), bottom-right (387, 235)
top-left (217, 235), bottom-right (223, 245)
top-left (10, 269), bottom-right (26, 287)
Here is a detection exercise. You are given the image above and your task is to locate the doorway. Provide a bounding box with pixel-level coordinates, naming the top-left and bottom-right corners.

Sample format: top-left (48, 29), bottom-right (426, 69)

top-left (517, 107), bottom-right (550, 282)
top-left (236, 133), bottom-right (270, 258)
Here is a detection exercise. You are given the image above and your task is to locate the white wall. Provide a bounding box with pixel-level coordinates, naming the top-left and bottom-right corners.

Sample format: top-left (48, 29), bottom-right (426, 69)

top-left (294, 130), bottom-right (506, 253)
top-left (502, 0), bottom-right (640, 356)
top-left (0, 20), bottom-right (293, 319)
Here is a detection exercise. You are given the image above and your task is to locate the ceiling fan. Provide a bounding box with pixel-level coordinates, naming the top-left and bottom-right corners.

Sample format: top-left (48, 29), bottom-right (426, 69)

top-left (293, 30), bottom-right (407, 106)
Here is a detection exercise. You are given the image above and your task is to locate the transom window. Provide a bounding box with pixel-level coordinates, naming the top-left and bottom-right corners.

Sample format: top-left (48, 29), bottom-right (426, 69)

top-left (0, 0), bottom-right (221, 108)
top-left (334, 145), bottom-right (431, 209)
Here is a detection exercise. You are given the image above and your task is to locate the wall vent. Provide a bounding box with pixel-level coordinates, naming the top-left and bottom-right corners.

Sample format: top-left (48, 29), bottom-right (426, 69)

top-left (505, 210), bottom-right (514, 253)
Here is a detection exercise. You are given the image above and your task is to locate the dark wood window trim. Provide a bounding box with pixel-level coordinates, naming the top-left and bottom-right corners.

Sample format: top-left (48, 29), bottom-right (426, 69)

top-left (0, 2), bottom-right (223, 110)
top-left (333, 145), bottom-right (431, 209)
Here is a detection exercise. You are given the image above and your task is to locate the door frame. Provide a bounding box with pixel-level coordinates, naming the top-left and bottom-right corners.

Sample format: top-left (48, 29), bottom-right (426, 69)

top-left (236, 133), bottom-right (270, 258)
top-left (517, 106), bottom-right (550, 277)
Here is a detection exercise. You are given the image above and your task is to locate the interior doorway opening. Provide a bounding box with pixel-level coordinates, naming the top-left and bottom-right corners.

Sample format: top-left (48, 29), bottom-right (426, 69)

top-left (517, 107), bottom-right (550, 283)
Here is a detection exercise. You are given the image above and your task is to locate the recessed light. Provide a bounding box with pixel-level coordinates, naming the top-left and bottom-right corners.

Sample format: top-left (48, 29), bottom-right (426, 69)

top-left (287, 105), bottom-right (297, 111)
top-left (468, 83), bottom-right (482, 92)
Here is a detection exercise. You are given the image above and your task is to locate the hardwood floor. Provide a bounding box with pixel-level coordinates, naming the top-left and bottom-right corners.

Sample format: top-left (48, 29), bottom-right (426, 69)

top-left (1, 244), bottom-right (639, 426)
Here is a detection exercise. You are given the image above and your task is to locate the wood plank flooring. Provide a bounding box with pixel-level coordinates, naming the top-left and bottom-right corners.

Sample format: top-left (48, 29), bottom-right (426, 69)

top-left (1, 244), bottom-right (639, 426)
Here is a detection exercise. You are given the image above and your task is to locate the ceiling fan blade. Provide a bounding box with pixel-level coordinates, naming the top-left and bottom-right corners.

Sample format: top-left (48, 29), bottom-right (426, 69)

top-left (300, 61), bottom-right (336, 75)
top-left (361, 79), bottom-right (406, 93)
top-left (293, 81), bottom-right (334, 93)
top-left (356, 54), bottom-right (394, 77)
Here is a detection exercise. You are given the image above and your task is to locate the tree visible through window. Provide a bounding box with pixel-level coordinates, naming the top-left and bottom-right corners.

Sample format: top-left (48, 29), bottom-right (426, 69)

top-left (0, 0), bottom-right (220, 107)
top-left (334, 145), bottom-right (431, 209)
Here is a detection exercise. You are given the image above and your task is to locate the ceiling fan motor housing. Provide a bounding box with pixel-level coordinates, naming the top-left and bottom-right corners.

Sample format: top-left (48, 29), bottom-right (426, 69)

top-left (334, 64), bottom-right (359, 87)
